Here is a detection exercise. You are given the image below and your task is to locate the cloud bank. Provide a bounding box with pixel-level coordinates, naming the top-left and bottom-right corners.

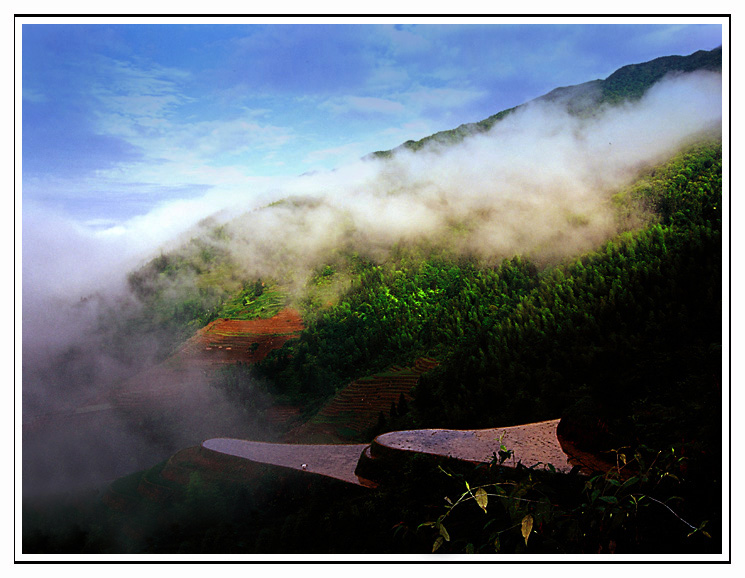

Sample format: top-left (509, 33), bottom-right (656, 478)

top-left (20, 69), bottom-right (722, 496)
top-left (214, 70), bottom-right (722, 283)
top-left (24, 69), bottom-right (723, 341)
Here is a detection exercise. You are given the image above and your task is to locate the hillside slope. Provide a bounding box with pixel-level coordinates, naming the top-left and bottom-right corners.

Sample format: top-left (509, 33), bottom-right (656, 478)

top-left (369, 46), bottom-right (721, 157)
top-left (23, 46), bottom-right (724, 556)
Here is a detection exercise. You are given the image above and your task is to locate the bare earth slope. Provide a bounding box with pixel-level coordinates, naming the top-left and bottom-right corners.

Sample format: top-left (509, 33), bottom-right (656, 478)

top-left (175, 308), bottom-right (304, 367)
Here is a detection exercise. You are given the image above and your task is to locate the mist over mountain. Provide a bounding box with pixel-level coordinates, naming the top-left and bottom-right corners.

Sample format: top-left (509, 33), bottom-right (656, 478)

top-left (21, 46), bottom-right (723, 504)
top-left (149, 67), bottom-right (722, 296)
top-left (371, 45), bottom-right (722, 156)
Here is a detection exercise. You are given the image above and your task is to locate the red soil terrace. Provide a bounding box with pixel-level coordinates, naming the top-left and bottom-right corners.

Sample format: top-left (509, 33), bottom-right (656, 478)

top-left (101, 308), bottom-right (303, 411)
top-left (176, 308), bottom-right (304, 366)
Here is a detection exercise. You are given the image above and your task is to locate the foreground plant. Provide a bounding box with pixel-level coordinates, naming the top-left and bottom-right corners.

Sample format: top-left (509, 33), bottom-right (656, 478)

top-left (419, 445), bottom-right (712, 554)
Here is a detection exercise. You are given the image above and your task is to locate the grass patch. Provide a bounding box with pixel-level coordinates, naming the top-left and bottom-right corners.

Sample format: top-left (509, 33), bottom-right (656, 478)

top-left (217, 285), bottom-right (287, 320)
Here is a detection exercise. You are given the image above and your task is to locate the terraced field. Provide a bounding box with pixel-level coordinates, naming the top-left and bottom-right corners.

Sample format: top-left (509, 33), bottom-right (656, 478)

top-left (285, 357), bottom-right (439, 443)
top-left (175, 307), bottom-right (304, 367)
top-left (105, 308), bottom-right (304, 413)
top-left (27, 307), bottom-right (310, 497)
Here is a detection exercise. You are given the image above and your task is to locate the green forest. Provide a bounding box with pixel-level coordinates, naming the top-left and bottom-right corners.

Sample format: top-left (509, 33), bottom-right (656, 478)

top-left (254, 140), bottom-right (722, 451)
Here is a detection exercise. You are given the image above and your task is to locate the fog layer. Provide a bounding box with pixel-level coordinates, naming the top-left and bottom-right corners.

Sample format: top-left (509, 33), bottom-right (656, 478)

top-left (219, 70), bottom-right (722, 283)
top-left (21, 70), bottom-right (722, 496)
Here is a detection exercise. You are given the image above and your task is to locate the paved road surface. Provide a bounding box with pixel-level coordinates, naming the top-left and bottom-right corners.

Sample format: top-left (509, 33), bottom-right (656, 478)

top-left (203, 438), bottom-right (369, 485)
top-left (375, 419), bottom-right (574, 473)
top-left (203, 419), bottom-right (577, 488)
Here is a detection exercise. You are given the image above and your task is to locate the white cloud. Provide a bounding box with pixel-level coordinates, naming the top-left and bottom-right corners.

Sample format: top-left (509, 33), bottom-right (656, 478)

top-left (92, 56), bottom-right (191, 124)
top-left (83, 55), bottom-right (297, 198)
top-left (178, 118), bottom-right (295, 158)
top-left (383, 24), bottom-right (432, 55)
top-left (365, 64), bottom-right (411, 92)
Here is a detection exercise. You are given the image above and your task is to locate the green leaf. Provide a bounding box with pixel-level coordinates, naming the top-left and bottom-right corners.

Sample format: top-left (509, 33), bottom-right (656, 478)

top-left (599, 495), bottom-right (619, 504)
top-left (438, 465), bottom-right (453, 477)
top-left (433, 536), bottom-right (444, 553)
top-left (620, 475), bottom-right (640, 490)
top-left (475, 487), bottom-right (488, 513)
top-left (521, 514), bottom-right (533, 546)
top-left (439, 523), bottom-right (450, 542)
top-left (483, 518), bottom-right (499, 531)
top-left (491, 485), bottom-right (507, 497)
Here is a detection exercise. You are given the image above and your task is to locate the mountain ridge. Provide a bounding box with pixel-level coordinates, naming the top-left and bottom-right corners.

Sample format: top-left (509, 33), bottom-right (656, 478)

top-left (368, 45), bottom-right (722, 159)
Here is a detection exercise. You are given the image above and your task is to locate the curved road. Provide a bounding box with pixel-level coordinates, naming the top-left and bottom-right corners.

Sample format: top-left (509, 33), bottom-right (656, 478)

top-left (202, 438), bottom-right (369, 485)
top-left (203, 419), bottom-right (595, 487)
top-left (375, 419), bottom-right (574, 472)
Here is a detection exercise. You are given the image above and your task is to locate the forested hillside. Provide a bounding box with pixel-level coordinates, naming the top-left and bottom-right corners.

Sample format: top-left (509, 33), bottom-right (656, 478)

top-left (219, 138), bottom-right (721, 556)
top-left (252, 140), bottom-right (722, 456)
top-left (53, 46), bottom-right (724, 555)
top-left (115, 44), bottom-right (723, 467)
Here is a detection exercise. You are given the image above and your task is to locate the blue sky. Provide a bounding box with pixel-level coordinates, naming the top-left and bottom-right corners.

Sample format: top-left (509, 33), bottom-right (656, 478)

top-left (21, 19), bottom-right (723, 228)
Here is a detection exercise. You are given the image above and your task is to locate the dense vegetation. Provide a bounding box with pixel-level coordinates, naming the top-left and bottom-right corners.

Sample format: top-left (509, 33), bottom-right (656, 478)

top-left (600, 46), bottom-right (722, 104)
top-left (104, 222), bottom-right (245, 363)
top-left (254, 253), bottom-right (539, 402)
top-left (254, 141), bottom-right (721, 452)
top-left (417, 141), bottom-right (721, 441)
